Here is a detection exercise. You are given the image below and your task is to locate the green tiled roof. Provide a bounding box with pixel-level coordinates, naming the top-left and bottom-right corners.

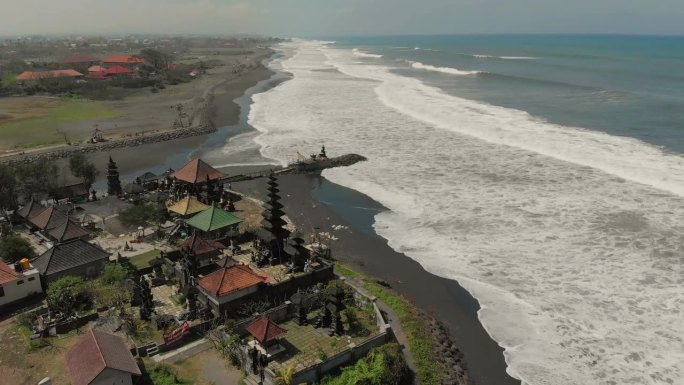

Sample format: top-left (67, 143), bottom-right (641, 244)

top-left (185, 205), bottom-right (242, 232)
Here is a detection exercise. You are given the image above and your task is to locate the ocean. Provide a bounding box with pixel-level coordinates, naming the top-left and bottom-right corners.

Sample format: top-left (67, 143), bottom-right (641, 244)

top-left (226, 35), bottom-right (684, 385)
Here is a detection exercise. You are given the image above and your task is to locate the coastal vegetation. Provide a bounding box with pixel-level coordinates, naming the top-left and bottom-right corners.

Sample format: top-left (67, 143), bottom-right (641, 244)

top-left (335, 263), bottom-right (444, 385)
top-left (319, 343), bottom-right (409, 385)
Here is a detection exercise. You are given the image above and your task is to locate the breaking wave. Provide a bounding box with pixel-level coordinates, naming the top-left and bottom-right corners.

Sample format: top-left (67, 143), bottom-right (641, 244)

top-left (408, 60), bottom-right (482, 76)
top-left (352, 48), bottom-right (383, 59)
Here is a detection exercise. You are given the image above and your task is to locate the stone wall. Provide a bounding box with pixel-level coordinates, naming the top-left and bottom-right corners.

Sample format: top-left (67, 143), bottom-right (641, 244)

top-left (0, 121), bottom-right (217, 166)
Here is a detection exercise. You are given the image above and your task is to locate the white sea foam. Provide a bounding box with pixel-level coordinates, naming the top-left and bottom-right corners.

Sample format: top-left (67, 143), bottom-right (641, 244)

top-left (352, 48), bottom-right (382, 59)
top-left (408, 60), bottom-right (481, 76)
top-left (247, 40), bottom-right (684, 385)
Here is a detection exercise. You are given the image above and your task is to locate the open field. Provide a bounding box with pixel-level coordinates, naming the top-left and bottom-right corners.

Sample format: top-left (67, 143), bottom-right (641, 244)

top-left (0, 47), bottom-right (272, 154)
top-left (0, 97), bottom-right (118, 150)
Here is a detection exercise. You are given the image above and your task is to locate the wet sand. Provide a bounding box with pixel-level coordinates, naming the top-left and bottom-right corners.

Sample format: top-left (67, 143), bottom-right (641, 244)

top-left (232, 174), bottom-right (520, 385)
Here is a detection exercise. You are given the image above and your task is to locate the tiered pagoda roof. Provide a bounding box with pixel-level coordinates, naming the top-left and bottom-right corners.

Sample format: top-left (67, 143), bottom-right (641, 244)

top-left (261, 174), bottom-right (290, 241)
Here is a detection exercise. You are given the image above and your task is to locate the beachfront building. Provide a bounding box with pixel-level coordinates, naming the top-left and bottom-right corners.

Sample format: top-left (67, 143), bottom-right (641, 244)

top-left (197, 264), bottom-right (270, 317)
top-left (32, 239), bottom-right (109, 286)
top-left (65, 328), bottom-right (141, 385)
top-left (22, 204), bottom-right (90, 244)
top-left (0, 259), bottom-right (42, 308)
top-left (170, 158), bottom-right (227, 204)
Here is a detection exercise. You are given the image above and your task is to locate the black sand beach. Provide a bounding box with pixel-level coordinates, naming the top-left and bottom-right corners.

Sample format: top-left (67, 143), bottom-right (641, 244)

top-left (232, 174), bottom-right (520, 385)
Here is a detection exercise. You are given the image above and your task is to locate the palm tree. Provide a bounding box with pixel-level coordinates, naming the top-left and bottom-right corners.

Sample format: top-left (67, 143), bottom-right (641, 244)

top-left (273, 365), bottom-right (295, 385)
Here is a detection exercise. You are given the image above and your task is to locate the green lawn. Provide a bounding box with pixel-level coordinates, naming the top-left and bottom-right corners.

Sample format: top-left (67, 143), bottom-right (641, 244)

top-left (0, 98), bottom-right (119, 149)
top-left (334, 263), bottom-right (444, 385)
top-left (129, 249), bottom-right (162, 269)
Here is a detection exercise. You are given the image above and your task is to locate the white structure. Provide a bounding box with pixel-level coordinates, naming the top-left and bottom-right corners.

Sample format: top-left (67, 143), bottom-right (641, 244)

top-left (0, 260), bottom-right (42, 308)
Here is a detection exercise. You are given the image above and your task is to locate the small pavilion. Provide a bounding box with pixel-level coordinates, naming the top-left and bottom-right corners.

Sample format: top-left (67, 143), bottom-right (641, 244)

top-left (185, 205), bottom-right (242, 237)
top-left (167, 196), bottom-right (209, 217)
top-left (246, 315), bottom-right (287, 357)
top-left (171, 158), bottom-right (226, 185)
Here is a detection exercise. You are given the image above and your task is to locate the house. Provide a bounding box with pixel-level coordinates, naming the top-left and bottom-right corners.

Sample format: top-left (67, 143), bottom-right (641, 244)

top-left (20, 204), bottom-right (89, 244)
top-left (16, 199), bottom-right (45, 222)
top-left (87, 65), bottom-right (109, 79)
top-left (65, 328), bottom-right (141, 385)
top-left (52, 182), bottom-right (89, 202)
top-left (16, 69), bottom-right (83, 82)
top-left (198, 264), bottom-right (269, 316)
top-left (101, 55), bottom-right (146, 68)
top-left (31, 239), bottom-right (109, 286)
top-left (105, 65), bottom-right (134, 76)
top-left (0, 259), bottom-right (42, 308)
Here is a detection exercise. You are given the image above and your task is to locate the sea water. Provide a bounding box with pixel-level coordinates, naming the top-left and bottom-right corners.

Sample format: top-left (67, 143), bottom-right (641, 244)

top-left (237, 36), bottom-right (684, 385)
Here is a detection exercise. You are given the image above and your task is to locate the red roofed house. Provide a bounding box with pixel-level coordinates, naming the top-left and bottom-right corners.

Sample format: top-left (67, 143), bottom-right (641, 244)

top-left (171, 158), bottom-right (226, 185)
top-left (88, 65), bottom-right (109, 78)
top-left (102, 55), bottom-right (146, 68)
top-left (105, 65), bottom-right (134, 76)
top-left (198, 264), bottom-right (269, 316)
top-left (0, 259), bottom-right (42, 308)
top-left (65, 328), bottom-right (141, 385)
top-left (16, 69), bottom-right (84, 82)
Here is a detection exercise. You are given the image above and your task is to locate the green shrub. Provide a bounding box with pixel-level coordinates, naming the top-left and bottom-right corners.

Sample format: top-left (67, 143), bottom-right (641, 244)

top-left (320, 343), bottom-right (408, 385)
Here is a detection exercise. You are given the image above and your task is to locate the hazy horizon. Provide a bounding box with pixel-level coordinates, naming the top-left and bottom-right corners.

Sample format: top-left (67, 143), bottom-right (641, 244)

top-left (2, 0), bottom-right (684, 37)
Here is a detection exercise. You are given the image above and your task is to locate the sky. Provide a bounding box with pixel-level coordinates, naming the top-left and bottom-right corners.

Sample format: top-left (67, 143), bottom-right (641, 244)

top-left (1, 0), bottom-right (684, 37)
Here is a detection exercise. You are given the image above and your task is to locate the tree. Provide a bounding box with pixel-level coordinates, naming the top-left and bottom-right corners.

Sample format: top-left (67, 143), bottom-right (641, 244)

top-left (139, 48), bottom-right (173, 74)
top-left (119, 203), bottom-right (168, 231)
top-left (13, 159), bottom-right (59, 200)
top-left (101, 263), bottom-right (130, 284)
top-left (46, 276), bottom-right (91, 316)
top-left (0, 165), bottom-right (17, 221)
top-left (69, 154), bottom-right (100, 189)
top-left (0, 235), bottom-right (36, 264)
top-left (320, 343), bottom-right (409, 385)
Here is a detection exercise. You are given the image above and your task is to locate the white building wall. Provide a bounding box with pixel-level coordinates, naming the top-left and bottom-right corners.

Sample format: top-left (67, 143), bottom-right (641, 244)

top-left (0, 269), bottom-right (42, 308)
top-left (91, 368), bottom-right (133, 385)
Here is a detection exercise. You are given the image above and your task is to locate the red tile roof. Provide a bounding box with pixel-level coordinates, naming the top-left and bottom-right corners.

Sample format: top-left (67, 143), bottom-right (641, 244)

top-left (16, 69), bottom-right (83, 81)
top-left (0, 261), bottom-right (19, 286)
top-left (199, 264), bottom-right (268, 297)
top-left (102, 55), bottom-right (145, 64)
top-left (66, 328), bottom-right (141, 385)
top-left (171, 158), bottom-right (226, 184)
top-left (181, 233), bottom-right (225, 256)
top-left (88, 65), bottom-right (107, 73)
top-left (105, 65), bottom-right (134, 75)
top-left (246, 316), bottom-right (287, 344)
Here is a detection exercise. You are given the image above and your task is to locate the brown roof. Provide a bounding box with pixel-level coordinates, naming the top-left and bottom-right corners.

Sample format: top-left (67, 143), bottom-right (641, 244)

top-left (0, 261), bottom-right (19, 285)
top-left (199, 264), bottom-right (268, 297)
top-left (30, 206), bottom-right (68, 230)
top-left (48, 220), bottom-right (91, 243)
top-left (181, 233), bottom-right (225, 256)
top-left (16, 69), bottom-right (83, 81)
top-left (66, 328), bottom-right (141, 385)
top-left (171, 158), bottom-right (226, 184)
top-left (102, 55), bottom-right (145, 64)
top-left (246, 316), bottom-right (287, 344)
top-left (17, 199), bottom-right (44, 219)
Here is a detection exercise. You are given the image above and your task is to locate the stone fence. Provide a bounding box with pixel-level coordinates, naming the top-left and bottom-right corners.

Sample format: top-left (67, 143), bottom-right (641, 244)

top-left (0, 121), bottom-right (216, 166)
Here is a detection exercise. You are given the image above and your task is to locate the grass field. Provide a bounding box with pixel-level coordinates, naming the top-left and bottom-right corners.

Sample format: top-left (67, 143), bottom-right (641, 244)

top-left (129, 249), bottom-right (162, 269)
top-left (0, 96), bottom-right (118, 150)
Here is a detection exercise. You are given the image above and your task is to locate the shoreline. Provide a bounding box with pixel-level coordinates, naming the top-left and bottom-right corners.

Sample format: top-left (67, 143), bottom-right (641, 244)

top-left (231, 174), bottom-right (520, 385)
